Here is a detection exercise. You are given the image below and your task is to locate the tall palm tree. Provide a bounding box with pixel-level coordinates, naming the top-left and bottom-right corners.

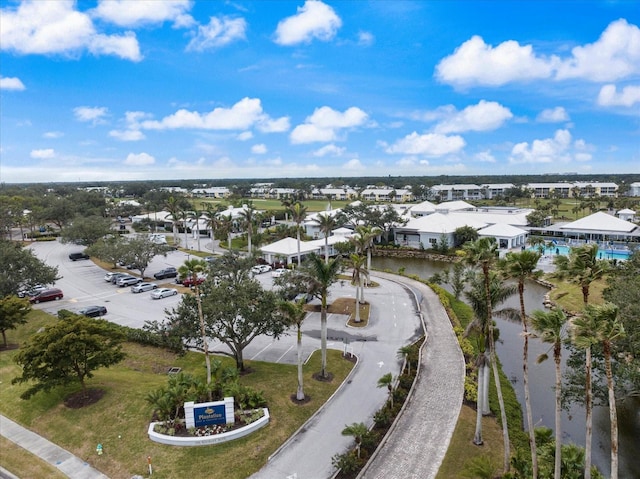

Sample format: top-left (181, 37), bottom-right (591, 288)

top-left (164, 196), bottom-right (182, 246)
top-left (462, 237), bottom-right (511, 473)
top-left (464, 271), bottom-right (517, 415)
top-left (288, 202), bottom-right (308, 267)
top-left (188, 204), bottom-right (205, 252)
top-left (313, 212), bottom-right (337, 263)
top-left (576, 303), bottom-right (625, 479)
top-left (500, 250), bottom-right (542, 479)
top-left (303, 253), bottom-right (341, 378)
top-left (238, 204), bottom-right (258, 253)
top-left (555, 243), bottom-right (608, 478)
top-left (531, 307), bottom-right (568, 479)
top-left (278, 299), bottom-right (308, 401)
top-left (178, 259), bottom-right (211, 391)
top-left (215, 214), bottom-right (234, 251)
top-left (355, 225), bottom-right (380, 274)
top-left (349, 253), bottom-right (368, 323)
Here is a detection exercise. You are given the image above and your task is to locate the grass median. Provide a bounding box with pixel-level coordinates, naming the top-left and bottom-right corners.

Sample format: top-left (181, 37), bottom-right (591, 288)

top-left (0, 310), bottom-right (354, 479)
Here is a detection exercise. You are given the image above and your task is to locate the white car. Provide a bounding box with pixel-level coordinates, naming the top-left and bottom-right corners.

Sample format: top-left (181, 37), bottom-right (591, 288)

top-left (116, 275), bottom-right (142, 287)
top-left (251, 264), bottom-right (272, 275)
top-left (151, 288), bottom-right (178, 299)
top-left (271, 268), bottom-right (288, 278)
top-left (131, 282), bottom-right (158, 293)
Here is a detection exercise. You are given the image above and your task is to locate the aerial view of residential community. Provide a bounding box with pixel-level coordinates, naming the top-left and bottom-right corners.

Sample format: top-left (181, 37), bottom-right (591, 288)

top-left (1, 1), bottom-right (639, 479)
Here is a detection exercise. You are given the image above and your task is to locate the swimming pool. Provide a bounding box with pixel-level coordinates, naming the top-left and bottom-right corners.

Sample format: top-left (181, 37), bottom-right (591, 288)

top-left (529, 244), bottom-right (631, 261)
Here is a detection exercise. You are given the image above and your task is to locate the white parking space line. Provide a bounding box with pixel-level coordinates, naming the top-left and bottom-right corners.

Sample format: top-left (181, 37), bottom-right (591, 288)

top-left (276, 344), bottom-right (295, 363)
top-left (250, 340), bottom-right (275, 360)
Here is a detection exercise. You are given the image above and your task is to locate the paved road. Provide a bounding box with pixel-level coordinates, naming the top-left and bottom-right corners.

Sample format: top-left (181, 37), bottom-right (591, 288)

top-left (361, 274), bottom-right (465, 479)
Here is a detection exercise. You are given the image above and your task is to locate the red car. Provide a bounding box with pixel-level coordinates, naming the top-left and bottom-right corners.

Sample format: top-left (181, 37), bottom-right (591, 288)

top-left (29, 288), bottom-right (64, 304)
top-left (180, 275), bottom-right (206, 288)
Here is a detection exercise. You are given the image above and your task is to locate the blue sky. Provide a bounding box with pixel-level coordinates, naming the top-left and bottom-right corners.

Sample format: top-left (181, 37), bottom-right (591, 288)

top-left (1, 0), bottom-right (639, 183)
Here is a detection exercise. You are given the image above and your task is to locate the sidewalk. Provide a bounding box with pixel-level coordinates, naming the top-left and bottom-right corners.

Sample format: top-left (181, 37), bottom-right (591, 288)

top-left (0, 416), bottom-right (109, 479)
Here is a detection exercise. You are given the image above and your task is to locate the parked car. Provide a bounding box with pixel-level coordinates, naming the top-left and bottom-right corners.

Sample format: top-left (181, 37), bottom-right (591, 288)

top-left (154, 267), bottom-right (178, 280)
top-left (271, 268), bottom-right (288, 278)
top-left (79, 305), bottom-right (107, 317)
top-left (29, 288), bottom-right (64, 304)
top-left (293, 293), bottom-right (313, 303)
top-left (204, 256), bottom-right (218, 264)
top-left (180, 275), bottom-right (206, 288)
top-left (151, 288), bottom-right (178, 299)
top-left (131, 282), bottom-right (158, 293)
top-left (117, 275), bottom-right (142, 287)
top-left (110, 273), bottom-right (130, 284)
top-left (104, 272), bottom-right (118, 282)
top-left (251, 264), bottom-right (272, 275)
top-left (17, 285), bottom-right (46, 298)
top-left (69, 252), bottom-right (90, 261)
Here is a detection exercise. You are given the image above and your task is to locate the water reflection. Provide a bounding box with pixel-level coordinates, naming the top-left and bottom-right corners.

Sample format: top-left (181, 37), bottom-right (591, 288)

top-left (372, 256), bottom-right (639, 478)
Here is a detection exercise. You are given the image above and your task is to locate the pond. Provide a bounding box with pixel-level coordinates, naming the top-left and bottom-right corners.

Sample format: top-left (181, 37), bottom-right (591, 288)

top-left (372, 256), bottom-right (640, 478)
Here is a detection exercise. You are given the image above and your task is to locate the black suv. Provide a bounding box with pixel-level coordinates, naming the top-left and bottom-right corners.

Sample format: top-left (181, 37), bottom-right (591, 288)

top-left (69, 252), bottom-right (90, 261)
top-left (154, 267), bottom-right (178, 280)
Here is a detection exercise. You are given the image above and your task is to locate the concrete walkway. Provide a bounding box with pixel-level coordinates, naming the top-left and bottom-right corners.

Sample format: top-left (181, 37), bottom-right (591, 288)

top-left (361, 273), bottom-right (466, 479)
top-left (0, 416), bottom-right (109, 479)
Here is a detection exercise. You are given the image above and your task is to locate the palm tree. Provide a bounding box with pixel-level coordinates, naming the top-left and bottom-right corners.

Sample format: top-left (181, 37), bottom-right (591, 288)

top-left (238, 204), bottom-right (258, 253)
top-left (500, 250), bottom-right (542, 479)
top-left (579, 303), bottom-right (625, 479)
top-left (313, 212), bottom-right (337, 263)
top-left (462, 237), bottom-right (511, 473)
top-left (188, 204), bottom-right (205, 252)
top-left (164, 196), bottom-right (182, 246)
top-left (278, 299), bottom-right (309, 401)
top-left (553, 243), bottom-right (608, 306)
top-left (355, 225), bottom-right (380, 275)
top-left (288, 202), bottom-right (308, 267)
top-left (178, 259), bottom-right (211, 392)
top-left (216, 214), bottom-right (234, 251)
top-left (571, 303), bottom-right (625, 479)
top-left (341, 423), bottom-right (369, 459)
top-left (303, 253), bottom-right (341, 378)
top-left (531, 307), bottom-right (568, 479)
top-left (377, 372), bottom-right (394, 407)
top-left (464, 271), bottom-right (517, 416)
top-left (397, 345), bottom-right (413, 376)
top-left (349, 253), bottom-right (368, 323)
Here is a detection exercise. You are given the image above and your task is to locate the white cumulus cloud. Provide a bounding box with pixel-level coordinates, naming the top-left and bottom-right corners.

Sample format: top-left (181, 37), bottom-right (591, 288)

top-left (251, 144), bottom-right (267, 154)
top-left (141, 97), bottom-right (267, 131)
top-left (435, 35), bottom-right (555, 86)
top-left (74, 106), bottom-right (109, 124)
top-left (0, 0), bottom-right (142, 61)
top-left (0, 76), bottom-right (26, 90)
top-left (597, 84), bottom-right (640, 107)
top-left (274, 0), bottom-right (342, 46)
top-left (555, 19), bottom-right (640, 82)
top-left (358, 31), bottom-right (374, 46)
top-left (92, 0), bottom-right (194, 28)
top-left (386, 132), bottom-right (466, 156)
top-left (43, 131), bottom-right (63, 139)
top-left (313, 144), bottom-right (345, 157)
top-left (343, 159), bottom-right (365, 170)
top-left (30, 148), bottom-right (55, 159)
top-left (509, 129), bottom-right (573, 164)
top-left (290, 106), bottom-right (368, 144)
top-left (237, 131), bottom-right (253, 141)
top-left (257, 116), bottom-right (291, 133)
top-left (109, 129), bottom-right (145, 141)
top-left (434, 100), bottom-right (513, 134)
top-left (537, 107), bottom-right (569, 123)
top-left (124, 152), bottom-right (155, 166)
top-left (186, 16), bottom-right (247, 51)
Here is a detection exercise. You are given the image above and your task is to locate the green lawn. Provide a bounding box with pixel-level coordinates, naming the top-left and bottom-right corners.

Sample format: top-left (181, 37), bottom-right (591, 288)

top-left (0, 310), bottom-right (354, 479)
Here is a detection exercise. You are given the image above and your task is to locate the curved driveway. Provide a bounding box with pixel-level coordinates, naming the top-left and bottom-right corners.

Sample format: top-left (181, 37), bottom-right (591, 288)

top-left (25, 241), bottom-right (464, 479)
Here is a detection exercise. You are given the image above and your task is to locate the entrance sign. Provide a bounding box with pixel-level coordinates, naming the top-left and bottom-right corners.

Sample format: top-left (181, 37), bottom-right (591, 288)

top-left (184, 397), bottom-right (234, 429)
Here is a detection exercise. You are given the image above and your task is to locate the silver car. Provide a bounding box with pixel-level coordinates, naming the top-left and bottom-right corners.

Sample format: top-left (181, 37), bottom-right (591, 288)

top-left (131, 282), bottom-right (158, 293)
top-left (116, 275), bottom-right (142, 287)
top-left (150, 288), bottom-right (178, 299)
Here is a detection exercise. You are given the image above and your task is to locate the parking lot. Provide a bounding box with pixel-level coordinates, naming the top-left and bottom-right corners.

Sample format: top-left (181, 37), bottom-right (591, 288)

top-left (28, 240), bottom-right (416, 367)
